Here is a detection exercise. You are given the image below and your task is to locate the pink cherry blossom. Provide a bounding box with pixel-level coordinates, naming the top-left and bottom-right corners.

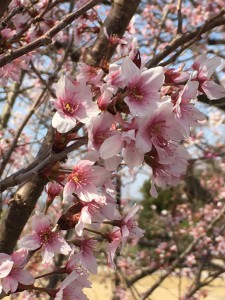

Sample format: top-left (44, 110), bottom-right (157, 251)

top-left (73, 238), bottom-right (98, 274)
top-left (100, 129), bottom-right (144, 168)
top-left (45, 182), bottom-right (63, 201)
top-left (173, 81), bottom-right (205, 135)
top-left (55, 261), bottom-right (91, 300)
top-left (136, 99), bottom-right (184, 155)
top-left (63, 160), bottom-right (110, 202)
top-left (75, 195), bottom-right (120, 236)
top-left (120, 204), bottom-right (144, 242)
top-left (121, 56), bottom-right (164, 117)
top-left (77, 62), bottom-right (104, 85)
top-left (18, 213), bottom-right (71, 263)
top-left (52, 76), bottom-right (98, 133)
top-left (0, 249), bottom-right (34, 294)
top-left (0, 55), bottom-right (30, 85)
top-left (192, 54), bottom-right (225, 100)
top-left (105, 229), bottom-right (122, 268)
top-left (87, 111), bottom-right (114, 152)
top-left (104, 63), bottom-right (126, 93)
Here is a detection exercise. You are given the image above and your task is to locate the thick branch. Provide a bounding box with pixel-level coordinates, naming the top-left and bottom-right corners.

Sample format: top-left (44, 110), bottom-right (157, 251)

top-left (83, 0), bottom-right (141, 66)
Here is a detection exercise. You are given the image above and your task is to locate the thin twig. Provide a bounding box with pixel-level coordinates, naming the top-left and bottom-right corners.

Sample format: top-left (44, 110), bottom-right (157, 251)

top-left (0, 0), bottom-right (102, 68)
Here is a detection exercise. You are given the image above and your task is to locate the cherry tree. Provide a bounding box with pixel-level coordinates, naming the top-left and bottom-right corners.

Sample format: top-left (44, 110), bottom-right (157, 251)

top-left (0, 0), bottom-right (225, 299)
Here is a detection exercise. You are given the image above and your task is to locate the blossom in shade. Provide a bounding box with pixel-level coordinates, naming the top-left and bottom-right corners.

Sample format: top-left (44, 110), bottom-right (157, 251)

top-left (0, 249), bottom-right (34, 294)
top-left (87, 111), bottom-right (114, 152)
top-left (120, 204), bottom-right (144, 243)
top-left (55, 259), bottom-right (91, 300)
top-left (75, 196), bottom-right (120, 236)
top-left (121, 56), bottom-right (164, 117)
top-left (192, 54), bottom-right (225, 100)
top-left (105, 229), bottom-right (122, 268)
top-left (104, 63), bottom-right (126, 94)
top-left (18, 213), bottom-right (71, 263)
top-left (72, 238), bottom-right (98, 274)
top-left (173, 81), bottom-right (205, 135)
top-left (52, 76), bottom-right (98, 133)
top-left (77, 63), bottom-right (104, 85)
top-left (63, 160), bottom-right (110, 202)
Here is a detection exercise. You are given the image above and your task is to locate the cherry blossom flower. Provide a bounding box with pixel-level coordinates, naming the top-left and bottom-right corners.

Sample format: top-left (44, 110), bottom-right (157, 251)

top-left (63, 160), bottom-right (110, 202)
top-left (51, 76), bottom-right (98, 133)
top-left (103, 27), bottom-right (127, 46)
top-left (18, 213), bottom-right (71, 263)
top-left (45, 182), bottom-right (62, 199)
top-left (77, 63), bottom-right (104, 85)
top-left (87, 111), bottom-right (114, 152)
top-left (120, 204), bottom-right (144, 243)
top-left (55, 260), bottom-right (91, 300)
top-left (100, 129), bottom-right (144, 168)
top-left (0, 249), bottom-right (34, 294)
top-left (0, 55), bottom-right (30, 85)
top-left (173, 81), bottom-right (205, 135)
top-left (192, 54), bottom-right (225, 99)
top-left (104, 63), bottom-right (126, 94)
top-left (105, 229), bottom-right (122, 268)
top-left (72, 238), bottom-right (98, 274)
top-left (55, 273), bottom-right (90, 300)
top-left (121, 56), bottom-right (164, 117)
top-left (75, 195), bottom-right (120, 236)
top-left (136, 99), bottom-right (184, 155)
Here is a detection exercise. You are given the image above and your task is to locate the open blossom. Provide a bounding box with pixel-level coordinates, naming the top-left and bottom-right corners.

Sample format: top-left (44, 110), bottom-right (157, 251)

top-left (173, 81), bottom-right (205, 135)
top-left (104, 63), bottom-right (126, 94)
top-left (121, 56), bottom-right (164, 117)
top-left (63, 160), bottom-right (110, 202)
top-left (77, 63), bottom-right (104, 85)
top-left (105, 229), bottom-right (122, 268)
top-left (55, 260), bottom-right (91, 300)
top-left (145, 144), bottom-right (190, 197)
top-left (192, 54), bottom-right (225, 99)
top-left (120, 204), bottom-right (144, 243)
top-left (72, 238), bottom-right (98, 274)
top-left (0, 249), bottom-right (34, 294)
top-left (75, 195), bottom-right (120, 236)
top-left (100, 129), bottom-right (144, 168)
top-left (136, 99), bottom-right (184, 155)
top-left (87, 111), bottom-right (114, 152)
top-left (52, 76), bottom-right (98, 133)
top-left (18, 213), bottom-right (71, 263)
top-left (0, 55), bottom-right (30, 85)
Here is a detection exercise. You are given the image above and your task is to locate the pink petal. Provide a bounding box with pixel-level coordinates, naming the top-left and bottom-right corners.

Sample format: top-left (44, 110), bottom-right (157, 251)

top-left (0, 260), bottom-right (13, 278)
top-left (2, 276), bottom-right (18, 293)
top-left (52, 112), bottom-right (76, 133)
top-left (11, 269), bottom-right (34, 285)
top-left (100, 134), bottom-right (123, 159)
top-left (18, 233), bottom-right (41, 250)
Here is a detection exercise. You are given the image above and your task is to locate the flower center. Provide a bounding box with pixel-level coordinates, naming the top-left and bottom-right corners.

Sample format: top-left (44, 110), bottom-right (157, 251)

top-left (73, 174), bottom-right (80, 183)
top-left (39, 229), bottom-right (55, 244)
top-left (129, 85), bottom-right (143, 101)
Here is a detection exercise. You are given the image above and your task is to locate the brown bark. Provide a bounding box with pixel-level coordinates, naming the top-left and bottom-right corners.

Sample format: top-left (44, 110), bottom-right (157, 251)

top-left (0, 0), bottom-right (12, 20)
top-left (0, 0), bottom-right (141, 254)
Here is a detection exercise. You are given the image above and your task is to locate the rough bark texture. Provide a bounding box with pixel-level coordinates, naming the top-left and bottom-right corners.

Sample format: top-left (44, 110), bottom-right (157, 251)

top-left (0, 0), bottom-right (141, 254)
top-left (83, 0), bottom-right (141, 66)
top-left (0, 127), bottom-right (54, 253)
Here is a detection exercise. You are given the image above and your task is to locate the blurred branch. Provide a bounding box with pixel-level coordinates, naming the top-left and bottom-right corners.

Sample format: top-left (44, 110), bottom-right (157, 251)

top-left (0, 0), bottom-right (102, 68)
top-left (146, 9), bottom-right (225, 68)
